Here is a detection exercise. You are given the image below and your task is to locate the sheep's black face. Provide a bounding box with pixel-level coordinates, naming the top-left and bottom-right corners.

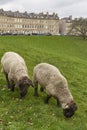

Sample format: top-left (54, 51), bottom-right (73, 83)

top-left (63, 101), bottom-right (77, 118)
top-left (19, 77), bottom-right (30, 99)
top-left (63, 107), bottom-right (74, 118)
top-left (20, 84), bottom-right (28, 99)
top-left (19, 77), bottom-right (34, 99)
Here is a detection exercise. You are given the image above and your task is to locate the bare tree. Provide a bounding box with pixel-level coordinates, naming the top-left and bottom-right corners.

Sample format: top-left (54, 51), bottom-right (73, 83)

top-left (69, 18), bottom-right (87, 40)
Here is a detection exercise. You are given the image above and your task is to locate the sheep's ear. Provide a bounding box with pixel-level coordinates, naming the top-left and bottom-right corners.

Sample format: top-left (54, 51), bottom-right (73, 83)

top-left (73, 103), bottom-right (77, 111)
top-left (65, 105), bottom-right (69, 109)
top-left (70, 101), bottom-right (77, 111)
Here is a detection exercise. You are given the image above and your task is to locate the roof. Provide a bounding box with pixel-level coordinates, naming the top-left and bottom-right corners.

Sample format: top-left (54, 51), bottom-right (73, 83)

top-left (0, 9), bottom-right (59, 20)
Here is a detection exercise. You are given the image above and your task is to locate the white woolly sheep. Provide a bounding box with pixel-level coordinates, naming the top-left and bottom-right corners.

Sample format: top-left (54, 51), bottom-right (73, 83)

top-left (1, 51), bottom-right (33, 99)
top-left (33, 63), bottom-right (77, 118)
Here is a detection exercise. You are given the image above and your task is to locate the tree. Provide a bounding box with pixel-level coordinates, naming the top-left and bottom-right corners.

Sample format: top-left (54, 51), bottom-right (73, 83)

top-left (69, 18), bottom-right (87, 40)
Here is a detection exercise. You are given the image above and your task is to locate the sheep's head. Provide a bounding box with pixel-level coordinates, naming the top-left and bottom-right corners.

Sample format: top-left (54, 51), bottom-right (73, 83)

top-left (63, 101), bottom-right (77, 118)
top-left (18, 76), bottom-right (33, 99)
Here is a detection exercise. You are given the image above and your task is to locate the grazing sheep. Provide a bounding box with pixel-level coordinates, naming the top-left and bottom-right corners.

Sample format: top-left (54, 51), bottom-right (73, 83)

top-left (33, 63), bottom-right (77, 118)
top-left (1, 52), bottom-right (33, 99)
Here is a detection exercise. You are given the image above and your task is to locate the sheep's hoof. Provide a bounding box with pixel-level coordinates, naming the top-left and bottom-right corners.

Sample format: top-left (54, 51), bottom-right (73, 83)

top-left (44, 99), bottom-right (49, 104)
top-left (10, 86), bottom-right (14, 92)
top-left (7, 84), bottom-right (11, 89)
top-left (34, 93), bottom-right (39, 97)
top-left (20, 96), bottom-right (24, 99)
top-left (11, 89), bottom-right (14, 92)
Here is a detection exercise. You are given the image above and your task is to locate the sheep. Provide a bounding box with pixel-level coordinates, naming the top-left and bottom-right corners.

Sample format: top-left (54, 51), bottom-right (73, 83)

top-left (1, 51), bottom-right (33, 99)
top-left (33, 63), bottom-right (77, 118)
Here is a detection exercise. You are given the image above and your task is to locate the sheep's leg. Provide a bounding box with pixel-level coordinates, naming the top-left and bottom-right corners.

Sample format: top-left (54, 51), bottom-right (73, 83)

top-left (5, 73), bottom-right (11, 89)
top-left (40, 87), bottom-right (44, 92)
top-left (54, 96), bottom-right (61, 107)
top-left (57, 99), bottom-right (61, 107)
top-left (10, 83), bottom-right (15, 92)
top-left (45, 95), bottom-right (51, 104)
top-left (5, 73), bottom-right (15, 91)
top-left (34, 81), bottom-right (38, 96)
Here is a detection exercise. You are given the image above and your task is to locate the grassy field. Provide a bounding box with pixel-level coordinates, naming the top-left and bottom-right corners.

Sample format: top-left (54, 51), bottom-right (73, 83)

top-left (0, 36), bottom-right (87, 130)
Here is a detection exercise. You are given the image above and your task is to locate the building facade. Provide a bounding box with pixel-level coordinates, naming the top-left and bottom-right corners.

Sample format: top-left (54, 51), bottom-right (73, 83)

top-left (59, 16), bottom-right (72, 35)
top-left (0, 9), bottom-right (59, 35)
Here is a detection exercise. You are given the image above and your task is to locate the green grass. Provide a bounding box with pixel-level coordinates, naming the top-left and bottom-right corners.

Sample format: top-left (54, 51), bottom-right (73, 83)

top-left (0, 36), bottom-right (87, 130)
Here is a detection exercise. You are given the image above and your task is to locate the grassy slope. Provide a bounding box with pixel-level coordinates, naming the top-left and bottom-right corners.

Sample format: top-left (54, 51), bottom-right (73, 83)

top-left (0, 36), bottom-right (87, 130)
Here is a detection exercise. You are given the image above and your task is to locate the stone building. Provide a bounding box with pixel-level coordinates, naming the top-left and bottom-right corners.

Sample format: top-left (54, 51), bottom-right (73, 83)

top-left (59, 16), bottom-right (72, 35)
top-left (0, 9), bottom-right (59, 35)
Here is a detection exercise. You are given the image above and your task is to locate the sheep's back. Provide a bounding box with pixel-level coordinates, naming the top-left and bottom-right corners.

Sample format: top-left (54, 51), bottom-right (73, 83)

top-left (1, 52), bottom-right (26, 74)
top-left (34, 63), bottom-right (63, 87)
